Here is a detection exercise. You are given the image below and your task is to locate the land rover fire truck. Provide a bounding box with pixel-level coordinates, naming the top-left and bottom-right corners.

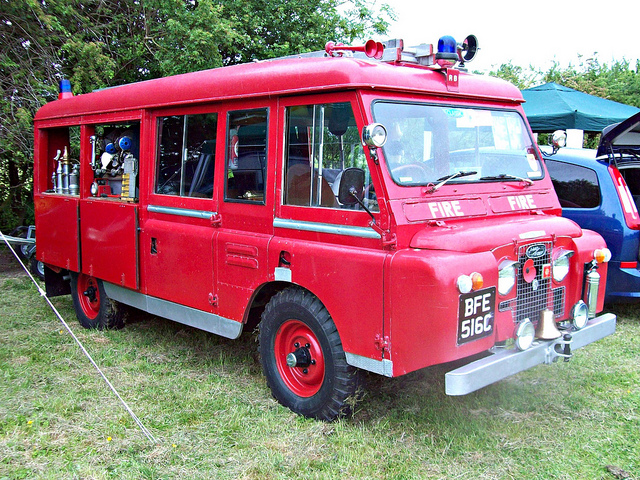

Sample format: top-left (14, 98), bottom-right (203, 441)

top-left (33, 35), bottom-right (616, 420)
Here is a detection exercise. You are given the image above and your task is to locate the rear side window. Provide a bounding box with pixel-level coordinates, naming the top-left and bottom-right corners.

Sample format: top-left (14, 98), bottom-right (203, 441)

top-left (546, 159), bottom-right (600, 208)
top-left (156, 113), bottom-right (217, 197)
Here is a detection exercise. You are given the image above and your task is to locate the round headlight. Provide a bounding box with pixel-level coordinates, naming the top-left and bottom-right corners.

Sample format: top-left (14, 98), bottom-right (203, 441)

top-left (553, 251), bottom-right (572, 282)
top-left (571, 300), bottom-right (589, 330)
top-left (515, 320), bottom-right (535, 351)
top-left (362, 123), bottom-right (387, 148)
top-left (498, 261), bottom-right (517, 295)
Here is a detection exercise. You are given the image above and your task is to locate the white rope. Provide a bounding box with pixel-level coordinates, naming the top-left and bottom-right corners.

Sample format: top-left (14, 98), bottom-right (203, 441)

top-left (1, 230), bottom-right (157, 444)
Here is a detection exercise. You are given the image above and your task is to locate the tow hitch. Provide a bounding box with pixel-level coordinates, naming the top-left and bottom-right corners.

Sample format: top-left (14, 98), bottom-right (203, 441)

top-left (551, 333), bottom-right (573, 363)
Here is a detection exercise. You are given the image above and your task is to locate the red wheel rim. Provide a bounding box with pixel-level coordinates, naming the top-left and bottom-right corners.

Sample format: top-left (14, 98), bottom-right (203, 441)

top-left (77, 274), bottom-right (100, 320)
top-left (274, 320), bottom-right (325, 397)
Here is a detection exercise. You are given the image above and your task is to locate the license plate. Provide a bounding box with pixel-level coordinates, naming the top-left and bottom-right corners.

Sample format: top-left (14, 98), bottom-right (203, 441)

top-left (457, 287), bottom-right (496, 344)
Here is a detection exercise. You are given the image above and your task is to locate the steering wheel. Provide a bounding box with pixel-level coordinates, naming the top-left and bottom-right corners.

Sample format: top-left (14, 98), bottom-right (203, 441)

top-left (391, 163), bottom-right (430, 183)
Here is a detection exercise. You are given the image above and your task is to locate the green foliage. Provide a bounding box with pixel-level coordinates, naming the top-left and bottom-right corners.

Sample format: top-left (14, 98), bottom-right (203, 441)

top-left (0, 0), bottom-right (392, 231)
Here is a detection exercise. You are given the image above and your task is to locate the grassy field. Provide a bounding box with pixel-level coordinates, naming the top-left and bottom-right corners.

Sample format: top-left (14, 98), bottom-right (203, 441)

top-left (1, 247), bottom-right (638, 480)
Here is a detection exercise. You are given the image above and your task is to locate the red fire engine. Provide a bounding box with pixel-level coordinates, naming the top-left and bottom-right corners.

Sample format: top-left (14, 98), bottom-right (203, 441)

top-left (34, 36), bottom-right (616, 420)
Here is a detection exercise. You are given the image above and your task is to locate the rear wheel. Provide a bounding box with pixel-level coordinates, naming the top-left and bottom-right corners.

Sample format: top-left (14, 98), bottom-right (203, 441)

top-left (259, 287), bottom-right (360, 420)
top-left (70, 272), bottom-right (125, 330)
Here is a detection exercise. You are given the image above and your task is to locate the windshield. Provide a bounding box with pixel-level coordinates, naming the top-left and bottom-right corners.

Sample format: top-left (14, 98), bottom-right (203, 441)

top-left (373, 102), bottom-right (544, 186)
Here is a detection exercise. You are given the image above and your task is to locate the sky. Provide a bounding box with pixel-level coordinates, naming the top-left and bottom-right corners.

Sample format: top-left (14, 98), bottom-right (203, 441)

top-left (384, 0), bottom-right (639, 75)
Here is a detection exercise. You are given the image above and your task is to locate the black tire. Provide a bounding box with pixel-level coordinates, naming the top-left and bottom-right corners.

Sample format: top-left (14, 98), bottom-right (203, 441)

top-left (259, 287), bottom-right (360, 421)
top-left (29, 255), bottom-right (45, 281)
top-left (70, 272), bottom-right (125, 330)
top-left (10, 228), bottom-right (31, 262)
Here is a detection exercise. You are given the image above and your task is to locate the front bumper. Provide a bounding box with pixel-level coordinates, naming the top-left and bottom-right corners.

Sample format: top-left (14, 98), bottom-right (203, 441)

top-left (445, 312), bottom-right (616, 396)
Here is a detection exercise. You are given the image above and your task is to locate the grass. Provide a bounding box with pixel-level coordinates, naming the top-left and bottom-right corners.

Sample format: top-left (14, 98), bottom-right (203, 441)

top-left (0, 247), bottom-right (638, 479)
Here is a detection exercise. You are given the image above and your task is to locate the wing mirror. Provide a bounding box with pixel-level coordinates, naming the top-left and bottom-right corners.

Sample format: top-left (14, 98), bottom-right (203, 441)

top-left (550, 130), bottom-right (567, 154)
top-left (337, 167), bottom-right (365, 206)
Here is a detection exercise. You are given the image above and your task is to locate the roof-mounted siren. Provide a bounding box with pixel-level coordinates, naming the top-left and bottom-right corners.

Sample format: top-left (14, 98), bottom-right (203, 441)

top-left (457, 35), bottom-right (479, 67)
top-left (325, 40), bottom-right (385, 60)
top-left (58, 79), bottom-right (73, 100)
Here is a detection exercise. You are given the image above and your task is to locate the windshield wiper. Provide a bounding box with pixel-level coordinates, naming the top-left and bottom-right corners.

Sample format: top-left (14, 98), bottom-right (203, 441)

top-left (479, 173), bottom-right (534, 186)
top-left (428, 170), bottom-right (478, 193)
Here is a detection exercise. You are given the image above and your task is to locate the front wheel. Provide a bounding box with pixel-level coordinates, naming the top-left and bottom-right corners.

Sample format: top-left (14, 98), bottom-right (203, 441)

top-left (259, 288), bottom-right (360, 420)
top-left (70, 272), bottom-right (125, 330)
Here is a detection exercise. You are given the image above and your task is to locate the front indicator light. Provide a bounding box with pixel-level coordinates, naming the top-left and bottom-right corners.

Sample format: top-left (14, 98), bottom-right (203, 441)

top-left (594, 248), bottom-right (612, 264)
top-left (498, 261), bottom-right (517, 295)
top-left (515, 320), bottom-right (535, 351)
top-left (471, 272), bottom-right (483, 290)
top-left (571, 300), bottom-right (589, 330)
top-left (457, 275), bottom-right (473, 294)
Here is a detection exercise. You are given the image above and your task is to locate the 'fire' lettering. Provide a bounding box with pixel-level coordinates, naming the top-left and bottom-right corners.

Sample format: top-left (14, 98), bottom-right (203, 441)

top-left (427, 201), bottom-right (464, 218)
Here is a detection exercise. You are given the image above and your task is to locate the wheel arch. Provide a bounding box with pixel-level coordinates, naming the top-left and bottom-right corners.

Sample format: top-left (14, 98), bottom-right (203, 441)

top-left (244, 280), bottom-right (328, 332)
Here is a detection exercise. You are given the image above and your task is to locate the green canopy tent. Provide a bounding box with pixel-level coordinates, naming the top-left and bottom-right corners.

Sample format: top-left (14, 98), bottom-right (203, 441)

top-left (521, 82), bottom-right (640, 132)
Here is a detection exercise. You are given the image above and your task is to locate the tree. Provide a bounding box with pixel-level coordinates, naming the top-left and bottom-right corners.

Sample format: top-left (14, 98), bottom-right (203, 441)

top-left (0, 0), bottom-right (392, 231)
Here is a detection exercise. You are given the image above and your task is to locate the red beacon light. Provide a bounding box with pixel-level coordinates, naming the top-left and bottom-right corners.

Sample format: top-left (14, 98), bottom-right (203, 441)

top-left (58, 79), bottom-right (73, 100)
top-left (325, 39), bottom-right (385, 60)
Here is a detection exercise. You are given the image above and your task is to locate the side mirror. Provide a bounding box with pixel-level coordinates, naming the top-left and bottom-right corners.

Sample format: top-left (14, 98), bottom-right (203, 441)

top-left (550, 130), bottom-right (567, 153)
top-left (338, 167), bottom-right (365, 206)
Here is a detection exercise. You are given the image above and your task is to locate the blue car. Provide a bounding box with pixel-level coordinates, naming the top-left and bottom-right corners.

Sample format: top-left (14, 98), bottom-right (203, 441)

top-left (543, 112), bottom-right (640, 303)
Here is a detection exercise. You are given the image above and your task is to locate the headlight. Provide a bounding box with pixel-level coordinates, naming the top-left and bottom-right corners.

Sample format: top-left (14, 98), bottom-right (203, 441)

top-left (552, 250), bottom-right (573, 282)
top-left (362, 123), bottom-right (387, 148)
top-left (515, 320), bottom-right (535, 351)
top-left (571, 300), bottom-right (589, 330)
top-left (498, 260), bottom-right (517, 295)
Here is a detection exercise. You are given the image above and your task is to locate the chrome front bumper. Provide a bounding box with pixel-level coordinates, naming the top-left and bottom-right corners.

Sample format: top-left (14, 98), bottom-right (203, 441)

top-left (445, 312), bottom-right (616, 396)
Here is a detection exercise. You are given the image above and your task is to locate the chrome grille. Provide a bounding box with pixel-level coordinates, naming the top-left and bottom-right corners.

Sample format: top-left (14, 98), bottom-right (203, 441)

top-left (498, 242), bottom-right (566, 323)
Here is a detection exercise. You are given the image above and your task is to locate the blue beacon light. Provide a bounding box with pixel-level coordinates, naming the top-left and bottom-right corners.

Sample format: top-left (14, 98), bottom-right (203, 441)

top-left (58, 79), bottom-right (73, 100)
top-left (436, 35), bottom-right (458, 61)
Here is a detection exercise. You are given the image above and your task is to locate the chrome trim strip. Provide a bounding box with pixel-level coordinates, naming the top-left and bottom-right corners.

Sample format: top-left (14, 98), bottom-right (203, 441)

top-left (104, 283), bottom-right (243, 339)
top-left (274, 217), bottom-right (381, 239)
top-left (148, 204), bottom-right (215, 220)
top-left (345, 352), bottom-right (393, 377)
top-left (445, 312), bottom-right (616, 396)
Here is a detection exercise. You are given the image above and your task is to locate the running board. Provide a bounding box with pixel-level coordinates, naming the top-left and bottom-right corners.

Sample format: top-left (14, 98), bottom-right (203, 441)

top-left (104, 283), bottom-right (243, 339)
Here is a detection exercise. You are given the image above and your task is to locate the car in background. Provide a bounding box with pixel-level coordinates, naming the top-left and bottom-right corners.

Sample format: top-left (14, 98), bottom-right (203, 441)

top-left (542, 111), bottom-right (640, 303)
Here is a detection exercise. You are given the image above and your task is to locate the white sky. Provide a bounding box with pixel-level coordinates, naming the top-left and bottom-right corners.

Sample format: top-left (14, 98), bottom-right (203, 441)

top-left (384, 0), bottom-right (639, 75)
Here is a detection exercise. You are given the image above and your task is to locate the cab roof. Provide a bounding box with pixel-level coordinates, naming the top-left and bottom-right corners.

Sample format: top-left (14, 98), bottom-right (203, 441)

top-left (35, 56), bottom-right (523, 122)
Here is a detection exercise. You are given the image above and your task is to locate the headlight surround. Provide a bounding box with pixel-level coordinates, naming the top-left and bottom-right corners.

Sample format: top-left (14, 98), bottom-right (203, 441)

top-left (498, 260), bottom-right (518, 295)
top-left (552, 250), bottom-right (573, 282)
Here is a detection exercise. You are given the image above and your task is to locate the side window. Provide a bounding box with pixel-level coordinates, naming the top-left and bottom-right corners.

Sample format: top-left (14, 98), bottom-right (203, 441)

top-left (156, 113), bottom-right (217, 197)
top-left (44, 126), bottom-right (80, 195)
top-left (284, 102), bottom-right (377, 211)
top-left (225, 108), bottom-right (268, 203)
top-left (546, 159), bottom-right (601, 208)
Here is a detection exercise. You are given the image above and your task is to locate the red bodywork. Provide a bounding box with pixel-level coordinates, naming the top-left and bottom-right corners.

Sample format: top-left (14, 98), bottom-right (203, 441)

top-left (33, 54), bottom-right (608, 378)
